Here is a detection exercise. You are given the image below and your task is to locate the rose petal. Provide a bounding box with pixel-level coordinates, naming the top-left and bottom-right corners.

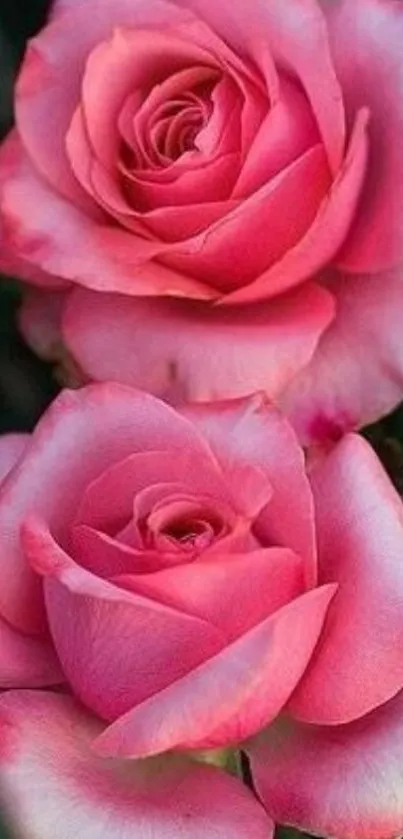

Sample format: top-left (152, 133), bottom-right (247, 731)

top-left (183, 394), bottom-right (317, 586)
top-left (248, 689), bottom-right (403, 839)
top-left (223, 108), bottom-right (368, 304)
top-left (163, 143), bottom-right (331, 292)
top-left (288, 434), bottom-right (403, 724)
top-left (176, 0), bottom-right (345, 173)
top-left (233, 77), bottom-right (319, 198)
top-left (62, 281), bottom-right (334, 408)
top-left (95, 584), bottom-right (336, 757)
top-left (325, 0), bottom-right (403, 272)
top-left (0, 135), bottom-right (215, 298)
top-left (0, 615), bottom-right (62, 689)
top-left (0, 383), bottom-right (220, 633)
top-left (15, 0), bottom-right (191, 202)
top-left (0, 690), bottom-right (273, 839)
top-left (115, 547), bottom-right (304, 641)
top-left (0, 435), bottom-right (29, 485)
top-left (22, 517), bottom-right (225, 720)
top-left (281, 267), bottom-right (403, 443)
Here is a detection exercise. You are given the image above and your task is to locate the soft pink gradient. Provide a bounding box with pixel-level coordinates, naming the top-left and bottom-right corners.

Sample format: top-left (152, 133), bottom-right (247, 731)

top-left (3, 0), bottom-right (403, 438)
top-left (248, 689), bottom-right (403, 839)
top-left (0, 690), bottom-right (273, 839)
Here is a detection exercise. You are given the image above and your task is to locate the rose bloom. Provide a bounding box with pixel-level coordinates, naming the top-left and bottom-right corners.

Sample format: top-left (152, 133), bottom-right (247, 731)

top-left (1, 0), bottom-right (403, 442)
top-left (0, 385), bottom-right (403, 837)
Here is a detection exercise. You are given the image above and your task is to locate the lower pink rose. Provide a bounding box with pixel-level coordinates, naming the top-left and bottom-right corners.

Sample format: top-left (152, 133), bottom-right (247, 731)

top-left (0, 385), bottom-right (402, 837)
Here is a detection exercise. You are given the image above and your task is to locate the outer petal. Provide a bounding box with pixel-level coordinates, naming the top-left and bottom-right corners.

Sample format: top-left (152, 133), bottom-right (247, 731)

top-left (281, 267), bottom-right (403, 443)
top-left (183, 395), bottom-right (317, 586)
top-left (288, 434), bottom-right (403, 724)
top-left (62, 282), bottom-right (335, 407)
top-left (0, 690), bottom-right (274, 839)
top-left (324, 0), bottom-right (403, 272)
top-left (95, 585), bottom-right (336, 757)
top-left (23, 517), bottom-right (225, 721)
top-left (0, 616), bottom-right (62, 689)
top-left (248, 690), bottom-right (403, 839)
top-left (0, 383), bottom-right (218, 633)
top-left (0, 134), bottom-right (213, 299)
top-left (0, 435), bottom-right (29, 485)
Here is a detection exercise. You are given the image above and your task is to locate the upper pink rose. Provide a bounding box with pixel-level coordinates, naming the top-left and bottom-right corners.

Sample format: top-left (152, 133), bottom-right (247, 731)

top-left (2, 384), bottom-right (403, 837)
top-left (2, 0), bottom-right (403, 440)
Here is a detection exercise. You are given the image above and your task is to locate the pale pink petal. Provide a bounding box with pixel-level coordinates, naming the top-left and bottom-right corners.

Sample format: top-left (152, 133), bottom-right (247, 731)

top-left (95, 585), bottom-right (336, 757)
top-left (0, 435), bottom-right (29, 485)
top-left (176, 0), bottom-right (345, 173)
top-left (182, 394), bottom-right (317, 586)
top-left (0, 690), bottom-right (273, 839)
top-left (0, 131), bottom-right (70, 289)
top-left (0, 383), bottom-right (217, 633)
top-left (0, 615), bottom-right (62, 688)
top-left (325, 0), bottom-right (403, 272)
top-left (62, 281), bottom-right (334, 408)
top-left (116, 547), bottom-right (304, 641)
top-left (1, 136), bottom-right (214, 297)
top-left (281, 267), bottom-right (403, 443)
top-left (288, 434), bottom-right (403, 724)
top-left (223, 109), bottom-right (368, 304)
top-left (23, 517), bottom-right (224, 720)
top-left (248, 689), bottom-right (403, 839)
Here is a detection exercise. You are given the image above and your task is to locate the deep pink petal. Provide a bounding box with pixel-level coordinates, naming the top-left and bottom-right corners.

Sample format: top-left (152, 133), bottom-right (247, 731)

top-left (163, 144), bottom-right (331, 293)
top-left (325, 0), bottom-right (403, 272)
top-left (248, 690), bottom-right (403, 839)
top-left (223, 109), bottom-right (368, 304)
top-left (116, 547), bottom-right (304, 641)
top-left (0, 435), bottom-right (29, 485)
top-left (0, 383), bottom-right (218, 633)
top-left (0, 690), bottom-right (273, 839)
top-left (95, 585), bottom-right (336, 757)
top-left (281, 267), bottom-right (403, 443)
top-left (62, 281), bottom-right (334, 408)
top-left (176, 0), bottom-right (345, 173)
top-left (288, 434), bottom-right (403, 724)
top-left (234, 77), bottom-right (319, 198)
top-left (23, 517), bottom-right (224, 720)
top-left (183, 394), bottom-right (317, 585)
top-left (0, 615), bottom-right (62, 688)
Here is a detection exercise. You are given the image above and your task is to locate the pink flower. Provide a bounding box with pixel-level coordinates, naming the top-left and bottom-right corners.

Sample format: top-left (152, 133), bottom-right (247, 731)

top-left (1, 384), bottom-right (403, 837)
top-left (2, 0), bottom-right (403, 442)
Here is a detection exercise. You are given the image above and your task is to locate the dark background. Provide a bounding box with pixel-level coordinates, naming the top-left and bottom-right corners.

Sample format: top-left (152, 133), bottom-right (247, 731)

top-left (0, 3), bottom-right (402, 838)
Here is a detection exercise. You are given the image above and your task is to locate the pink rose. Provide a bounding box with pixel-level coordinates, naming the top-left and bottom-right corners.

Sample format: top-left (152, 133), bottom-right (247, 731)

top-left (1, 384), bottom-right (403, 837)
top-left (2, 0), bottom-right (403, 441)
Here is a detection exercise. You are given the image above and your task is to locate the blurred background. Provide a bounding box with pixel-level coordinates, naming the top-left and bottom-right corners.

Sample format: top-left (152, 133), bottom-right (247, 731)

top-left (0, 0), bottom-right (58, 436)
top-left (0, 3), bottom-right (402, 839)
